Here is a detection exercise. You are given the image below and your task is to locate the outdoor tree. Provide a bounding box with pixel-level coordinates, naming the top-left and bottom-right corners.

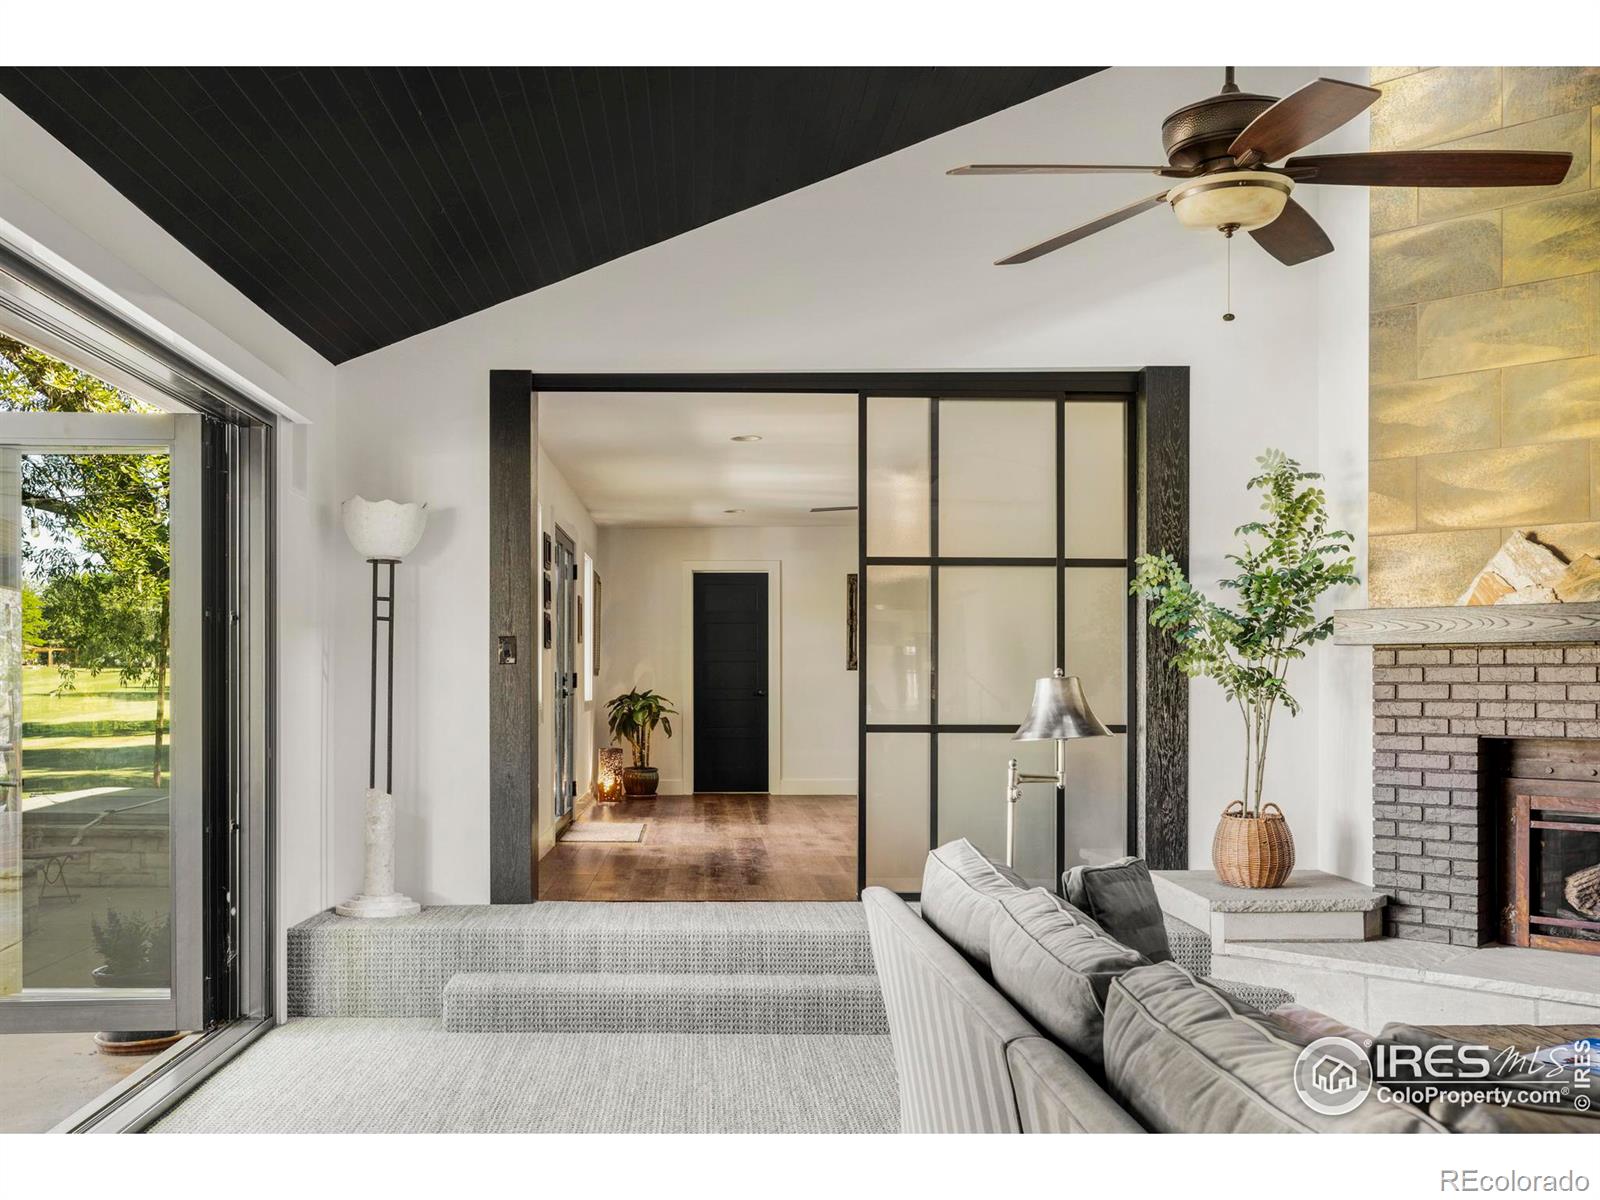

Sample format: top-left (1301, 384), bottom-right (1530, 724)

top-left (0, 334), bottom-right (171, 785)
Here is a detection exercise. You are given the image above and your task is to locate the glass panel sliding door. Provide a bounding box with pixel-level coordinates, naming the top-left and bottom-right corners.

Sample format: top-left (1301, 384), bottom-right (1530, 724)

top-left (858, 395), bottom-right (1132, 894)
top-left (0, 412), bottom-right (202, 1034)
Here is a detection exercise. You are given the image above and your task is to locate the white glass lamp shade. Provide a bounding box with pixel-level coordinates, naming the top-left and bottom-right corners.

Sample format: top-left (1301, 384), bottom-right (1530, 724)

top-left (1167, 171), bottom-right (1292, 232)
top-left (342, 496), bottom-right (429, 561)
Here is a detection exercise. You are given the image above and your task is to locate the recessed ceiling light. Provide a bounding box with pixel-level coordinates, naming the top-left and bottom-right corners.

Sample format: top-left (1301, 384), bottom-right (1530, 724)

top-left (723, 508), bottom-right (745, 514)
top-left (730, 434), bottom-right (762, 443)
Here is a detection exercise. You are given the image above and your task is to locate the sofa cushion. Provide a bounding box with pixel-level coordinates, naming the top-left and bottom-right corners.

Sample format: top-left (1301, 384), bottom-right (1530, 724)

top-left (1102, 962), bottom-right (1447, 1134)
top-left (990, 887), bottom-right (1148, 1071)
top-left (1063, 857), bottom-right (1172, 964)
top-left (920, 839), bottom-right (1027, 971)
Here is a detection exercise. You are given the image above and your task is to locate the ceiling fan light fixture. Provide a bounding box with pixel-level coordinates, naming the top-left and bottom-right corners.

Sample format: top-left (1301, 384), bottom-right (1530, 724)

top-left (1167, 171), bottom-right (1293, 233)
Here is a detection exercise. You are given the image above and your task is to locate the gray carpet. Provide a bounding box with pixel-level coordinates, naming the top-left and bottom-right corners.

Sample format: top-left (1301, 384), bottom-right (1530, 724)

top-left (290, 902), bottom-right (875, 1017)
top-left (152, 1019), bottom-right (898, 1134)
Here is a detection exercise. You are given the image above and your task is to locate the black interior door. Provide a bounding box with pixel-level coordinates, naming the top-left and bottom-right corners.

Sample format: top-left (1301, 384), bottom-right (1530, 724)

top-left (693, 573), bottom-right (768, 792)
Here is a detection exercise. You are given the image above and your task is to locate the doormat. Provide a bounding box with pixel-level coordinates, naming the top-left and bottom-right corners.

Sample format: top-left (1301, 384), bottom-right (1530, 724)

top-left (560, 822), bottom-right (646, 844)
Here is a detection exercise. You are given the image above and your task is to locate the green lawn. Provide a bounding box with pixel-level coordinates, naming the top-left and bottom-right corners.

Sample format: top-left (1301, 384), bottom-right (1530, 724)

top-left (21, 666), bottom-right (168, 795)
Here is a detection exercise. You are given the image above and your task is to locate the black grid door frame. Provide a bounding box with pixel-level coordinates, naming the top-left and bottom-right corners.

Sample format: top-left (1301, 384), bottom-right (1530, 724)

top-left (856, 392), bottom-right (1134, 896)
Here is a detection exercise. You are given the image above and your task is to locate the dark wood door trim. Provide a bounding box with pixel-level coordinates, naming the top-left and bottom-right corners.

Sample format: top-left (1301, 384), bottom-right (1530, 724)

top-left (1135, 366), bottom-right (1190, 870)
top-left (489, 370), bottom-right (537, 902)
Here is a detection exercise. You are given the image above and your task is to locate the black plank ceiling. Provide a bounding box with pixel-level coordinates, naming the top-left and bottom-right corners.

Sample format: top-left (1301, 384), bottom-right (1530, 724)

top-left (0, 67), bottom-right (1101, 363)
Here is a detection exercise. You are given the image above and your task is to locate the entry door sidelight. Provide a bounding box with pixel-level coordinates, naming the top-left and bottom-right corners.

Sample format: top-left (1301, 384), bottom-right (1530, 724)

top-left (0, 412), bottom-right (204, 1033)
top-left (858, 395), bottom-right (1132, 895)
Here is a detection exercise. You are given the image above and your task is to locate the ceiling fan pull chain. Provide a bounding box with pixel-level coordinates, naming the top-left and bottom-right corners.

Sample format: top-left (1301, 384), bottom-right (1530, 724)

top-left (1223, 227), bottom-right (1236, 322)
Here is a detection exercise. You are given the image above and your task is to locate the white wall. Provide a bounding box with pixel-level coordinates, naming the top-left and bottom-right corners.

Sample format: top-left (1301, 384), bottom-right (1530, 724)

top-left (596, 523), bottom-right (857, 796)
top-left (332, 66), bottom-right (1373, 899)
top-left (0, 94), bottom-right (340, 1015)
top-left (536, 447), bottom-right (601, 856)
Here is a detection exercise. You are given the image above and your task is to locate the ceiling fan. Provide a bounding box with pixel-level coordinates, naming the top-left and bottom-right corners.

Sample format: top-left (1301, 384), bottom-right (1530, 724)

top-left (950, 68), bottom-right (1573, 269)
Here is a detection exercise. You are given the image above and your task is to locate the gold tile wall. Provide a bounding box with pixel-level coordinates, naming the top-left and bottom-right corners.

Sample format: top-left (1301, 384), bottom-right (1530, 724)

top-left (1368, 67), bottom-right (1600, 606)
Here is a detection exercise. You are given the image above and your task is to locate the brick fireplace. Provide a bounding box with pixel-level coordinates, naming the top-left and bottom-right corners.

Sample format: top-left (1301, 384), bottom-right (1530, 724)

top-left (1371, 641), bottom-right (1600, 946)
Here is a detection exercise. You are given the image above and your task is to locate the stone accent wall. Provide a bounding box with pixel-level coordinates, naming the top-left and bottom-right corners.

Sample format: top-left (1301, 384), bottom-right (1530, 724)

top-left (1372, 641), bottom-right (1600, 943)
top-left (1366, 67), bottom-right (1600, 607)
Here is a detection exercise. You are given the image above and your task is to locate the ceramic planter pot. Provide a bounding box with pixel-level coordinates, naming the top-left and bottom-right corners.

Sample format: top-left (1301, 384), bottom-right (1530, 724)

top-left (622, 766), bottom-right (659, 797)
top-left (1212, 801), bottom-right (1294, 888)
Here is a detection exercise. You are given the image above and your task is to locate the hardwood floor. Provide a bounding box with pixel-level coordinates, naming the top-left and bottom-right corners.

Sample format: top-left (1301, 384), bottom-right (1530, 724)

top-left (538, 793), bottom-right (857, 901)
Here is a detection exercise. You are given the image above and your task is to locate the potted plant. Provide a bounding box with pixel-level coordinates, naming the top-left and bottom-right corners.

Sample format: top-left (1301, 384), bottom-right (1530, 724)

top-left (91, 908), bottom-right (183, 1054)
top-left (605, 688), bottom-right (677, 796)
top-left (1131, 450), bottom-right (1357, 888)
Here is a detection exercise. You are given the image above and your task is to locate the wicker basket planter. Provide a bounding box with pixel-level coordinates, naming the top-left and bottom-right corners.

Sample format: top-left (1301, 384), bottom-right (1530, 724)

top-left (1212, 801), bottom-right (1294, 888)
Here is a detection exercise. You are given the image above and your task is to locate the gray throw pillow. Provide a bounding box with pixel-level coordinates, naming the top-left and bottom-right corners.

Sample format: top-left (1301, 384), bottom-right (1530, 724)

top-left (920, 839), bottom-right (1027, 971)
top-left (1063, 856), bottom-right (1173, 964)
top-left (1102, 962), bottom-right (1447, 1134)
top-left (990, 887), bottom-right (1148, 1071)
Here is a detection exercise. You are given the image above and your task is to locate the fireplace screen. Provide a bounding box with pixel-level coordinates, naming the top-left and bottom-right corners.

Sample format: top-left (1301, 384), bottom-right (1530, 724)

top-left (1504, 794), bottom-right (1600, 954)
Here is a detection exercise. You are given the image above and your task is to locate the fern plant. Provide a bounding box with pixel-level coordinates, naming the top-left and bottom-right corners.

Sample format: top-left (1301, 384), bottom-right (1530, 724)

top-left (1131, 450), bottom-right (1357, 816)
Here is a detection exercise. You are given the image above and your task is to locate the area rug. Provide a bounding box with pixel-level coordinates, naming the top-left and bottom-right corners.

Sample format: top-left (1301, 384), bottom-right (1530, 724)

top-left (560, 822), bottom-right (646, 843)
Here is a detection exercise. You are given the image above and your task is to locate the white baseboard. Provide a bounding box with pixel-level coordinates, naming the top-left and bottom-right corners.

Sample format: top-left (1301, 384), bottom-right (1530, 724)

top-left (777, 779), bottom-right (857, 796)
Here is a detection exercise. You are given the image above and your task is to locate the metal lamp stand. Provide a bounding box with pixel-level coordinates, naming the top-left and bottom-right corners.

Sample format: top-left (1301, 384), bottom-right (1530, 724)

top-left (336, 557), bottom-right (421, 918)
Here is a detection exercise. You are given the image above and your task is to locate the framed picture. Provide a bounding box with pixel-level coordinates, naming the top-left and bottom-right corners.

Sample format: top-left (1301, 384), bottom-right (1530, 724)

top-left (542, 531), bottom-right (552, 570)
top-left (593, 574), bottom-right (603, 675)
top-left (543, 572), bottom-right (552, 610)
top-left (846, 572), bottom-right (859, 671)
top-left (577, 593), bottom-right (584, 644)
top-left (543, 612), bottom-right (552, 650)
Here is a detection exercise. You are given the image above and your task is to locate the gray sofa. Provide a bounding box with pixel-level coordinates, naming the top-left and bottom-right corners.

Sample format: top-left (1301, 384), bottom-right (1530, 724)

top-left (862, 842), bottom-right (1473, 1135)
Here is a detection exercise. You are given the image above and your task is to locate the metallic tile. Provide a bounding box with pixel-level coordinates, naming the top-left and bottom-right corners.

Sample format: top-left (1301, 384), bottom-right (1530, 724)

top-left (1418, 109), bottom-right (1591, 224)
top-left (1371, 187), bottom-right (1419, 235)
top-left (1417, 441), bottom-right (1591, 529)
top-left (1372, 213), bottom-right (1501, 308)
top-left (1372, 306), bottom-right (1419, 385)
top-left (1370, 458), bottom-right (1418, 535)
top-left (1369, 529), bottom-right (1505, 607)
top-left (1371, 370), bottom-right (1500, 459)
top-left (1503, 355), bottom-right (1600, 444)
top-left (1417, 275), bottom-right (1594, 377)
top-left (1372, 68), bottom-right (1501, 152)
top-left (1503, 189), bottom-right (1600, 285)
top-left (1503, 67), bottom-right (1600, 125)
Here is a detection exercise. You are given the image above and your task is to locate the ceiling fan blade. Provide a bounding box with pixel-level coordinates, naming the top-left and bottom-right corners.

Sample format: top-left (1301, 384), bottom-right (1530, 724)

top-left (1248, 198), bottom-right (1334, 266)
top-left (996, 190), bottom-right (1170, 265)
top-left (1284, 149), bottom-right (1574, 188)
top-left (1230, 78), bottom-right (1380, 167)
top-left (948, 163), bottom-right (1195, 177)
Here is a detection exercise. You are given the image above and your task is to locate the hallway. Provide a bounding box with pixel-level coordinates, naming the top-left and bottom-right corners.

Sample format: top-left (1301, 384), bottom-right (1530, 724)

top-left (539, 794), bottom-right (856, 901)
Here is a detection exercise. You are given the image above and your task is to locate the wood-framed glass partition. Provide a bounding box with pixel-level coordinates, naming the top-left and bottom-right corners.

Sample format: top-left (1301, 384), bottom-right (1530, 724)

top-left (858, 392), bottom-right (1134, 893)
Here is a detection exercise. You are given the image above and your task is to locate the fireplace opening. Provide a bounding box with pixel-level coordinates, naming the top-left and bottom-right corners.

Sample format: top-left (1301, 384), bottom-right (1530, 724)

top-left (1488, 738), bottom-right (1600, 956)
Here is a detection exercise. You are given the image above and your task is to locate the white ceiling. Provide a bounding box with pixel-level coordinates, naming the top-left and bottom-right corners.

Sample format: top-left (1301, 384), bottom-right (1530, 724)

top-left (538, 391), bottom-right (856, 527)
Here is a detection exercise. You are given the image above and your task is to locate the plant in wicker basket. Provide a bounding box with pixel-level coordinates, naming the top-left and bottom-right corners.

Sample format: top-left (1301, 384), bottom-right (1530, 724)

top-left (1131, 450), bottom-right (1357, 887)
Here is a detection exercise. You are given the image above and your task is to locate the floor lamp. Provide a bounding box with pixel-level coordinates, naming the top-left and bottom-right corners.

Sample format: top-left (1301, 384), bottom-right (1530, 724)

top-left (337, 496), bottom-right (428, 919)
top-left (1005, 669), bottom-right (1111, 870)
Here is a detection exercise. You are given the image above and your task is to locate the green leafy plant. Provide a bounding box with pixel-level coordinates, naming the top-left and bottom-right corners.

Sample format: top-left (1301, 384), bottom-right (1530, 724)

top-left (90, 908), bottom-right (171, 978)
top-left (605, 689), bottom-right (678, 768)
top-left (1131, 450), bottom-right (1357, 816)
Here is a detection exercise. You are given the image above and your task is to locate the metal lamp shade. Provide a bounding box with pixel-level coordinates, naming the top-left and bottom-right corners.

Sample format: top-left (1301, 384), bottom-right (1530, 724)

top-left (1012, 672), bottom-right (1110, 741)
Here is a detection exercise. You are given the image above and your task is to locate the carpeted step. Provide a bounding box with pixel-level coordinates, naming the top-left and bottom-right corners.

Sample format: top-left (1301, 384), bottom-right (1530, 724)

top-left (441, 971), bottom-right (889, 1034)
top-left (290, 902), bottom-right (876, 1017)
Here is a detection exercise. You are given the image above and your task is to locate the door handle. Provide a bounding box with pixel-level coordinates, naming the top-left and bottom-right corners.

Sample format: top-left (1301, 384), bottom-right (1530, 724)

top-left (755, 689), bottom-right (766, 696)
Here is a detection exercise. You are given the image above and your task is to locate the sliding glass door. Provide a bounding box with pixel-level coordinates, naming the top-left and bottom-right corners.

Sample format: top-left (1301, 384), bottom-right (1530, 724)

top-left (858, 394), bottom-right (1131, 893)
top-left (0, 412), bottom-right (204, 1033)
